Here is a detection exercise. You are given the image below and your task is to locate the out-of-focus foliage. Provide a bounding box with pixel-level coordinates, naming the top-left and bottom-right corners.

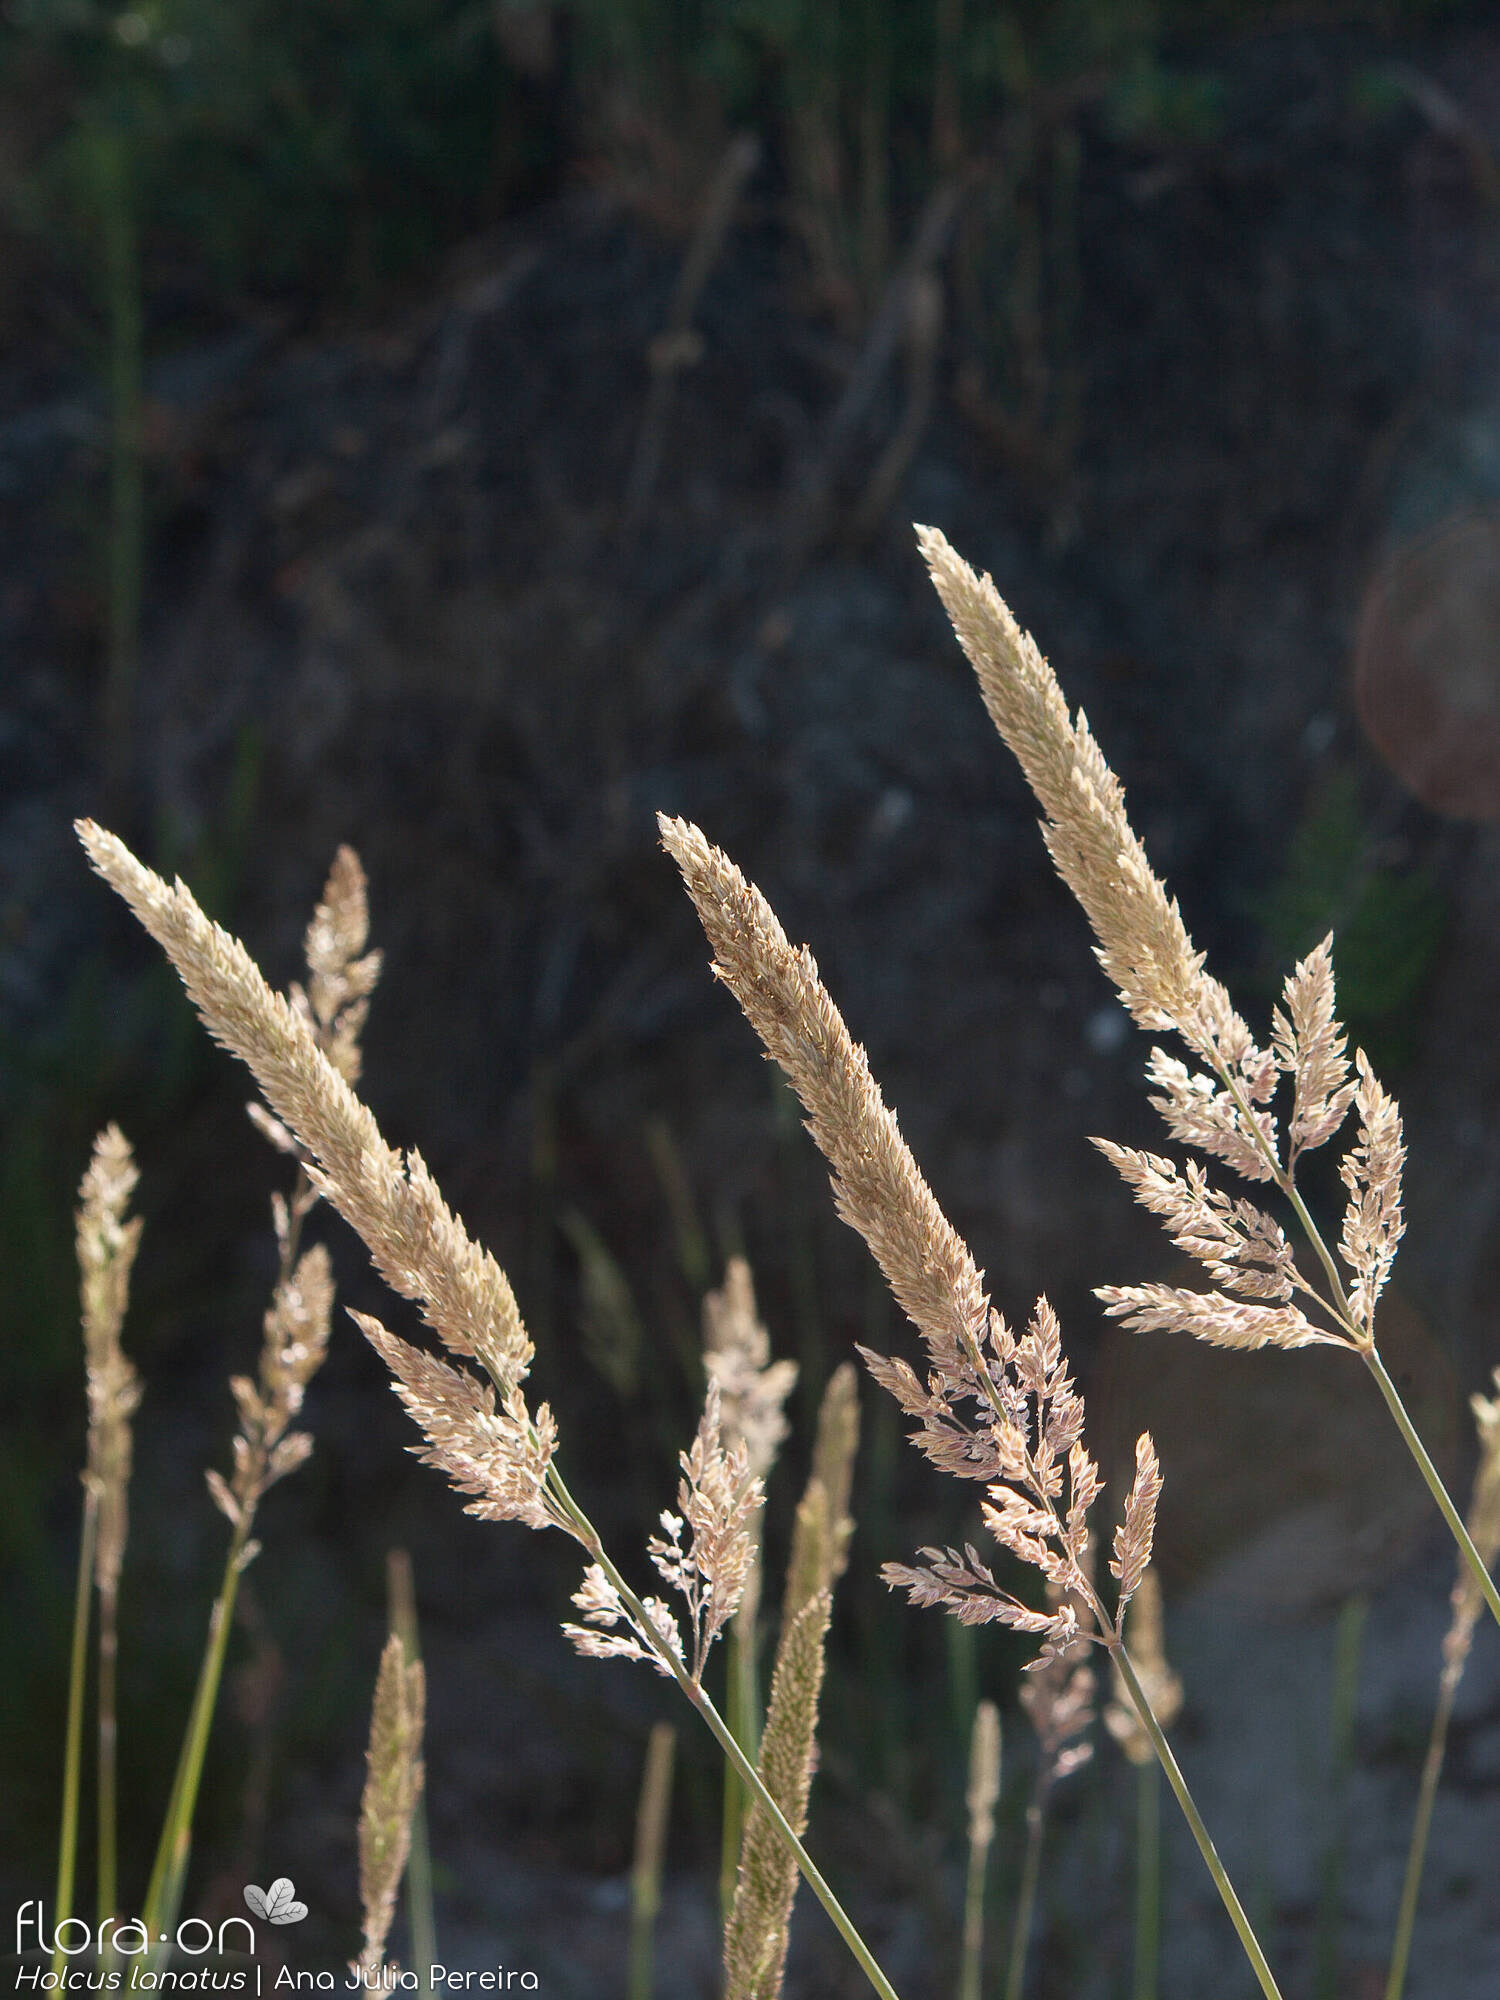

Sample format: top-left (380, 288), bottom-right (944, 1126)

top-left (4, 0), bottom-right (531, 317)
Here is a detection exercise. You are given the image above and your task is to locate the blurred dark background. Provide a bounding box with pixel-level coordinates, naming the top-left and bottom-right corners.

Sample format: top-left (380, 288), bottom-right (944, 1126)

top-left (6, 1), bottom-right (1500, 1993)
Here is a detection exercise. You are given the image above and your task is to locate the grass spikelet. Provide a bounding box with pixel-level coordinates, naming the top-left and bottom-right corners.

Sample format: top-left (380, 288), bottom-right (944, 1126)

top-left (705, 1257), bottom-right (798, 1482)
top-left (356, 1633), bottom-right (427, 1979)
top-left (563, 1381), bottom-right (763, 1683)
top-left (705, 1258), bottom-right (797, 1910)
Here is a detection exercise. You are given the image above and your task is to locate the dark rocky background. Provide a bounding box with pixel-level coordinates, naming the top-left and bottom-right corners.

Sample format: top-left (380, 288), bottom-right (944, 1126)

top-left (5, 3), bottom-right (1500, 1993)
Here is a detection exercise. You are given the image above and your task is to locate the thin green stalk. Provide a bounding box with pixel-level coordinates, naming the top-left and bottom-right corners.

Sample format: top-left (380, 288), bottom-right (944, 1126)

top-left (1384, 1669), bottom-right (1458, 2000)
top-left (1314, 1595), bottom-right (1367, 2000)
top-left (720, 1578), bottom-right (759, 1920)
top-left (1133, 1759), bottom-right (1160, 2000)
top-left (386, 1550), bottom-right (435, 1998)
top-left (1363, 1349), bottom-right (1500, 1637)
top-left (54, 1490), bottom-right (98, 1978)
top-left (629, 1722), bottom-right (675, 2000)
top-left (97, 1575), bottom-right (121, 1926)
top-left (142, 1520), bottom-right (251, 1945)
top-left (1002, 1766), bottom-right (1049, 2000)
top-left (1112, 1644), bottom-right (1285, 2000)
top-left (545, 1465), bottom-right (904, 2000)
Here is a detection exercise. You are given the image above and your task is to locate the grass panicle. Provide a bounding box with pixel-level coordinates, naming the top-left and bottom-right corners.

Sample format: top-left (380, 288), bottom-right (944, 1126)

top-left (356, 1632), bottom-right (427, 1980)
top-left (915, 529), bottom-right (1500, 1643)
top-left (140, 849), bottom-right (362, 1946)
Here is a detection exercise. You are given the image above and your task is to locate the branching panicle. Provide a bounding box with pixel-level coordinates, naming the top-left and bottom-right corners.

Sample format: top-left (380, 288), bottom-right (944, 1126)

top-left (564, 1381), bottom-right (763, 1684)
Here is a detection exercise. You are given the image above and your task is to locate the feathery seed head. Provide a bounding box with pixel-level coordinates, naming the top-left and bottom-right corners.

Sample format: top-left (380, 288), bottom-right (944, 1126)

top-left (76, 821), bottom-right (534, 1396)
top-left (356, 1632), bottom-right (426, 1978)
top-left (77, 1124), bottom-right (144, 1596)
top-left (917, 526), bottom-right (1229, 1055)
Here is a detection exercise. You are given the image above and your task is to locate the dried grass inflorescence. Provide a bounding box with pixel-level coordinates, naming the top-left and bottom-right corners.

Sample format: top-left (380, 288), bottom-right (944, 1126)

top-left (917, 531), bottom-right (1406, 1361)
top-left (205, 1248), bottom-right (332, 1548)
top-left (564, 1379), bottom-right (763, 1683)
top-left (79, 822), bottom-right (765, 1719)
top-left (77, 1124), bottom-right (144, 1598)
top-left (76, 821), bottom-right (562, 1531)
top-left (356, 1632), bottom-right (426, 1978)
top-left (703, 1257), bottom-right (798, 1482)
top-left (660, 814), bottom-right (1163, 1658)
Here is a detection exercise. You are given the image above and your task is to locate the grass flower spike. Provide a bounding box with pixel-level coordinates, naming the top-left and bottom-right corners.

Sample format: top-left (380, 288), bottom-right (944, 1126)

top-left (356, 1632), bottom-right (426, 1979)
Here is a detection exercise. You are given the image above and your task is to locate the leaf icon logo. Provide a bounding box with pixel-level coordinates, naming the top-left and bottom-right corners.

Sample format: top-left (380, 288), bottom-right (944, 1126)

top-left (243, 1878), bottom-right (309, 1924)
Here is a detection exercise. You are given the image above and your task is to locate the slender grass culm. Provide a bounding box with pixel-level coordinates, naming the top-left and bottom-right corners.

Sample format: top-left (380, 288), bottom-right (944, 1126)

top-left (1103, 1573), bottom-right (1183, 2000)
top-left (1384, 1375), bottom-right (1500, 2000)
top-left (628, 1723), bottom-right (675, 2000)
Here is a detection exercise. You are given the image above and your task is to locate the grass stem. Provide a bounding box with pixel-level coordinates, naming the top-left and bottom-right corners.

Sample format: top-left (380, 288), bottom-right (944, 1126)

top-left (97, 1575), bottom-right (121, 1926)
top-left (1002, 1767), bottom-right (1049, 2000)
top-left (1112, 1643), bottom-right (1285, 2000)
top-left (546, 1466), bottom-right (904, 2000)
top-left (142, 1524), bottom-right (250, 1945)
top-left (1363, 1348), bottom-right (1500, 1636)
top-left (1314, 1594), bottom-right (1366, 2000)
top-left (54, 1490), bottom-right (98, 1978)
top-left (1133, 1759), bottom-right (1160, 2000)
top-left (1384, 1669), bottom-right (1458, 2000)
top-left (628, 1722), bottom-right (675, 2000)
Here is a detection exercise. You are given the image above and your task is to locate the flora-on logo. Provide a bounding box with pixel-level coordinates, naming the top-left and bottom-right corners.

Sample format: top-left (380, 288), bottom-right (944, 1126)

top-left (243, 1881), bottom-right (308, 1926)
